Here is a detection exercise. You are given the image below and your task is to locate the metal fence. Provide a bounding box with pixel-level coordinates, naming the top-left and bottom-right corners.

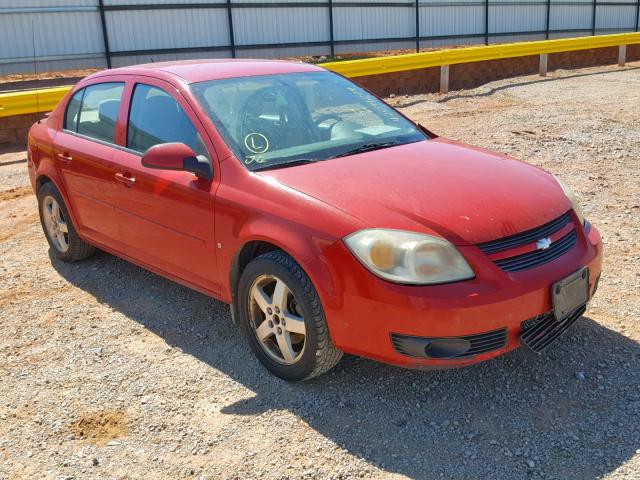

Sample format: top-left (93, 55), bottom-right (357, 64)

top-left (1, 0), bottom-right (639, 74)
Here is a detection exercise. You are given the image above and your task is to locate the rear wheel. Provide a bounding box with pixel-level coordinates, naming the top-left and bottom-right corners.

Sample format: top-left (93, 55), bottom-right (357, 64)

top-left (37, 182), bottom-right (95, 262)
top-left (237, 250), bottom-right (342, 381)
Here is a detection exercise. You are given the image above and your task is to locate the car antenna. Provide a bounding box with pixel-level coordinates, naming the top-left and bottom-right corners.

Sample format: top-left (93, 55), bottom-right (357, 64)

top-left (31, 19), bottom-right (40, 116)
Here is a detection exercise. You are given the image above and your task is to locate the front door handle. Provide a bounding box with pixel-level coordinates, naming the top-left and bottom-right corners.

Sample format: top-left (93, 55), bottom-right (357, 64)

top-left (56, 152), bottom-right (73, 164)
top-left (114, 172), bottom-right (136, 187)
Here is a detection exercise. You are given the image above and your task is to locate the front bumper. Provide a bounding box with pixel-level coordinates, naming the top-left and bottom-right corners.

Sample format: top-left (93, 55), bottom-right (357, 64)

top-left (313, 221), bottom-right (602, 369)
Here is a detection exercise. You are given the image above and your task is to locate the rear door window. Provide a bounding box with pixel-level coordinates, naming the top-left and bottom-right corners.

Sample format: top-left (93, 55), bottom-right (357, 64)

top-left (73, 82), bottom-right (124, 144)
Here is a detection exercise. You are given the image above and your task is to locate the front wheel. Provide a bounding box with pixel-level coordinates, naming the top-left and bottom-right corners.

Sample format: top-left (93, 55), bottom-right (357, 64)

top-left (237, 250), bottom-right (343, 381)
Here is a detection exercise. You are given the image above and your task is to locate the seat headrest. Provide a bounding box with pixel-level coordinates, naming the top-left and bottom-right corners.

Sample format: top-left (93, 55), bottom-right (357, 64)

top-left (144, 95), bottom-right (179, 118)
top-left (98, 100), bottom-right (120, 124)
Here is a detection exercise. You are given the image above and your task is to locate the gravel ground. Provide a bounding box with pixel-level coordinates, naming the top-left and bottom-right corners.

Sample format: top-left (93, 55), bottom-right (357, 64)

top-left (1, 62), bottom-right (639, 480)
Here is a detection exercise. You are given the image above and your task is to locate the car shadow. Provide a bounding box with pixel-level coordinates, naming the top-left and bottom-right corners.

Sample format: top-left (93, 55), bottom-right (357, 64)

top-left (51, 250), bottom-right (639, 480)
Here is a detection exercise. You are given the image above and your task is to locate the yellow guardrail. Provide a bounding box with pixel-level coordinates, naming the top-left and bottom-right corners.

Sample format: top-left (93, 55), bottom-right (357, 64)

top-left (1, 32), bottom-right (639, 119)
top-left (321, 31), bottom-right (640, 77)
top-left (0, 86), bottom-right (71, 119)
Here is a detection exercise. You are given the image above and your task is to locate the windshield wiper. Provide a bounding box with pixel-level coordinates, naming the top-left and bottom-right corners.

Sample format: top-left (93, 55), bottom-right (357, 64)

top-left (250, 140), bottom-right (403, 170)
top-left (331, 141), bottom-right (401, 159)
top-left (251, 158), bottom-right (319, 171)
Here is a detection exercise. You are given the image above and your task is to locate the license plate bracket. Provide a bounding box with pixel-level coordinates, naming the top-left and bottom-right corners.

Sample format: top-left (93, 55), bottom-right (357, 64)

top-left (552, 267), bottom-right (589, 321)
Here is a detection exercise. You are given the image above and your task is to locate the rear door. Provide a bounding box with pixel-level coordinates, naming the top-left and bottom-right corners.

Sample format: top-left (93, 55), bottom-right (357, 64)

top-left (54, 81), bottom-right (125, 249)
top-left (112, 78), bottom-right (220, 294)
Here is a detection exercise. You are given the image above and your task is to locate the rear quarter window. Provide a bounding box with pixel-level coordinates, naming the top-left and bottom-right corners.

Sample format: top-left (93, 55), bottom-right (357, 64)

top-left (64, 89), bottom-right (84, 132)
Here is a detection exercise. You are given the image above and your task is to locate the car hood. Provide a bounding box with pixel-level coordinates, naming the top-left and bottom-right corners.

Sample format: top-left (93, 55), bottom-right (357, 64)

top-left (258, 138), bottom-right (571, 245)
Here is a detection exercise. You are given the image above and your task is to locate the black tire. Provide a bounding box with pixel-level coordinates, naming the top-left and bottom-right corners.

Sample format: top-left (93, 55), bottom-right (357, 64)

top-left (237, 250), bottom-right (343, 381)
top-left (37, 182), bottom-right (95, 262)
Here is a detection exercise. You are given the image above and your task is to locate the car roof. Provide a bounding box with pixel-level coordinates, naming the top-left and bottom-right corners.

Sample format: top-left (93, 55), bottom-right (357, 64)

top-left (89, 59), bottom-right (326, 84)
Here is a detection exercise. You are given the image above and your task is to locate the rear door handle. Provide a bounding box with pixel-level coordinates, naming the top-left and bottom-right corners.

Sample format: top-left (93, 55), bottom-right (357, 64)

top-left (114, 172), bottom-right (136, 187)
top-left (56, 152), bottom-right (73, 164)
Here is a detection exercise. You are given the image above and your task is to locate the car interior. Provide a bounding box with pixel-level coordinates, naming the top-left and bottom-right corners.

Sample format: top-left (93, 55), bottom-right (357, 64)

top-left (77, 99), bottom-right (119, 143)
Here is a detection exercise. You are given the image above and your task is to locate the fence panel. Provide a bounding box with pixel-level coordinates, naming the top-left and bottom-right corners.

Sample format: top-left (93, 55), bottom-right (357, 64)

top-left (595, 2), bottom-right (637, 31)
top-left (0, 5), bottom-right (106, 75)
top-left (490, 2), bottom-right (547, 35)
top-left (106, 8), bottom-right (230, 52)
top-left (233, 7), bottom-right (328, 45)
top-left (549, 0), bottom-right (594, 32)
top-left (420, 1), bottom-right (485, 38)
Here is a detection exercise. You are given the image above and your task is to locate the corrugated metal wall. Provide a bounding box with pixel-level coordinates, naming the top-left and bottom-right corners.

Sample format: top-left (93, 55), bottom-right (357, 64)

top-left (0, 1), bottom-right (106, 74)
top-left (1, 0), bottom-right (639, 74)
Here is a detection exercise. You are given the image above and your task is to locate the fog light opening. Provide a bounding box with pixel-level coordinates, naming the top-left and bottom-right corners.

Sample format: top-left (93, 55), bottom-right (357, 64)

top-left (424, 338), bottom-right (471, 359)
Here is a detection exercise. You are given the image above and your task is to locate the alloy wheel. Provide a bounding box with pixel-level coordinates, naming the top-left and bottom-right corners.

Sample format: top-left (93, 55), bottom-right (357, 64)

top-left (42, 195), bottom-right (69, 253)
top-left (248, 274), bottom-right (307, 365)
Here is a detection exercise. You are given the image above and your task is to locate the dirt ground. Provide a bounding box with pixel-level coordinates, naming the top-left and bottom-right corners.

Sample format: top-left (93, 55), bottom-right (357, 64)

top-left (0, 63), bottom-right (639, 480)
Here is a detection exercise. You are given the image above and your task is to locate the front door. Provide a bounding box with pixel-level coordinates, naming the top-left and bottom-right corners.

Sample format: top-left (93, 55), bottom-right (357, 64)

top-left (112, 79), bottom-right (219, 294)
top-left (54, 81), bottom-right (125, 248)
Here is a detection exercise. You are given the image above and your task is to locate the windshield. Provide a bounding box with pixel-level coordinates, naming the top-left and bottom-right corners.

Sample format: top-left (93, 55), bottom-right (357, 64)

top-left (191, 71), bottom-right (428, 171)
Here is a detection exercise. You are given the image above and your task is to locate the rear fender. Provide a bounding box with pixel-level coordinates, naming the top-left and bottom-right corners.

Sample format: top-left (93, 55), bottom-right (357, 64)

top-left (34, 155), bottom-right (80, 230)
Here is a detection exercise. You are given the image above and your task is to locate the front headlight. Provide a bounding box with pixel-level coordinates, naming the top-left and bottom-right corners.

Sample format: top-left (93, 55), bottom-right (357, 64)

top-left (344, 229), bottom-right (475, 285)
top-left (554, 176), bottom-right (585, 225)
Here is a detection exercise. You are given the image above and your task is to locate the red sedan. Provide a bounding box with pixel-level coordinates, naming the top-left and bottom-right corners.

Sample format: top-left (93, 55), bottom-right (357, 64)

top-left (27, 60), bottom-right (602, 381)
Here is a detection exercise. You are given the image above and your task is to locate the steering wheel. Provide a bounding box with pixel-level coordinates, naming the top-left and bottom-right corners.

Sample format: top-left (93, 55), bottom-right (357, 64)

top-left (314, 113), bottom-right (342, 129)
top-left (237, 86), bottom-right (286, 145)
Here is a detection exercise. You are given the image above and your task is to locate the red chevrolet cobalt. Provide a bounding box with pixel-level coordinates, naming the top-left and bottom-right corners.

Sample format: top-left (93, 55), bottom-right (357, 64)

top-left (27, 60), bottom-right (602, 381)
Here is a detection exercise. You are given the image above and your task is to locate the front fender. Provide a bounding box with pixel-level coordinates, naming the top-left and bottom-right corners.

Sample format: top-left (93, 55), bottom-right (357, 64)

top-left (215, 160), bottom-right (366, 329)
top-left (222, 218), bottom-right (340, 304)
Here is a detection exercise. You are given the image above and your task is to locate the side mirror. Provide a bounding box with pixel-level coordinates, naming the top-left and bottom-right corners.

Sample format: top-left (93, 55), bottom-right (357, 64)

top-left (141, 142), bottom-right (213, 180)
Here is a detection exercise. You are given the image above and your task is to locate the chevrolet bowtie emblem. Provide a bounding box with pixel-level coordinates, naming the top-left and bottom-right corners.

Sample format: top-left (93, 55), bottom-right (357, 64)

top-left (536, 237), bottom-right (552, 250)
